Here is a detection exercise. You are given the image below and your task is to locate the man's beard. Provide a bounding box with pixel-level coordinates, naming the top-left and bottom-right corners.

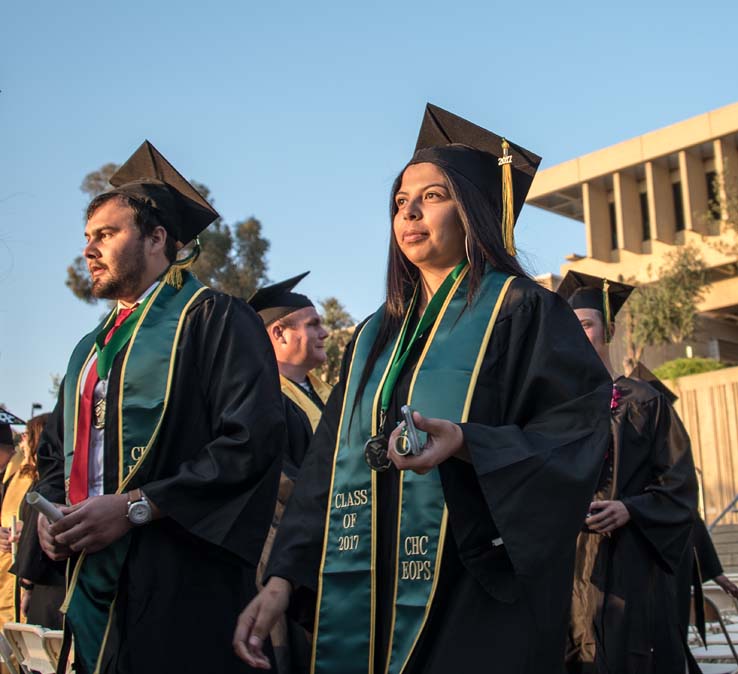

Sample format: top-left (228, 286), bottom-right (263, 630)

top-left (91, 238), bottom-right (147, 300)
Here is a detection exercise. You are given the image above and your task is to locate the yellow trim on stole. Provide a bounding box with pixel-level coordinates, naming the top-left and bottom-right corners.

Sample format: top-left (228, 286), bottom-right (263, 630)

top-left (310, 301), bottom-right (414, 674)
top-left (382, 267), bottom-right (467, 674)
top-left (391, 271), bottom-right (514, 674)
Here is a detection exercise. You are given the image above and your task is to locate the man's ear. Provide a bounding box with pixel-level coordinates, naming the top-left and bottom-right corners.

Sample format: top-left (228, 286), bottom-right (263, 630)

top-left (148, 225), bottom-right (168, 255)
top-left (269, 322), bottom-right (286, 345)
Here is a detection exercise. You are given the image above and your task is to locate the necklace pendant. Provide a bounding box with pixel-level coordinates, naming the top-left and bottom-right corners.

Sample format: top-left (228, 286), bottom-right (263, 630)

top-left (93, 397), bottom-right (106, 430)
top-left (364, 435), bottom-right (391, 472)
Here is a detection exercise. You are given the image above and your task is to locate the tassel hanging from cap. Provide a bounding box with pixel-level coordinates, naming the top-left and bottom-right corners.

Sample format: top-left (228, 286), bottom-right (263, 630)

top-left (499, 139), bottom-right (515, 256)
top-left (602, 279), bottom-right (612, 343)
top-left (163, 237), bottom-right (201, 290)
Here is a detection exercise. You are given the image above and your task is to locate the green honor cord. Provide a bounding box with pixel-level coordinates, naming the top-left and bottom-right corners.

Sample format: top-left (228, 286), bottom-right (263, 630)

top-left (379, 261), bottom-right (467, 416)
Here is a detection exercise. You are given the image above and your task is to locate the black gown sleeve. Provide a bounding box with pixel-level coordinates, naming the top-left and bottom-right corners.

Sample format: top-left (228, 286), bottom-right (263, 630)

top-left (35, 388), bottom-right (66, 505)
top-left (459, 281), bottom-right (613, 577)
top-left (141, 294), bottom-right (286, 562)
top-left (619, 395), bottom-right (697, 573)
top-left (693, 517), bottom-right (723, 581)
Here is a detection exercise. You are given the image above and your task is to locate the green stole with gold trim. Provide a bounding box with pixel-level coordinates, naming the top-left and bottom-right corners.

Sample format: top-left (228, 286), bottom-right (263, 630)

top-left (61, 272), bottom-right (207, 674)
top-left (312, 268), bottom-right (513, 674)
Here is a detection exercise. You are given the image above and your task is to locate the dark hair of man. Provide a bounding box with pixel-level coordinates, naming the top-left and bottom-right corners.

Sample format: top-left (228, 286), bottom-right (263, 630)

top-left (352, 163), bottom-right (530, 411)
top-left (19, 413), bottom-right (50, 480)
top-left (86, 192), bottom-right (178, 263)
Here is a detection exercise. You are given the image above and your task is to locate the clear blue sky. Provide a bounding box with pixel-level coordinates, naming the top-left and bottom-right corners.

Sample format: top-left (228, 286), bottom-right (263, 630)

top-left (2, 0), bottom-right (737, 419)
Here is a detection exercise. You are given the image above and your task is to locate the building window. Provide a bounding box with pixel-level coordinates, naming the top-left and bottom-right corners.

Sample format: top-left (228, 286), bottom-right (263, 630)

top-left (672, 182), bottom-right (685, 231)
top-left (706, 170), bottom-right (721, 219)
top-left (608, 201), bottom-right (618, 249)
top-left (640, 192), bottom-right (650, 241)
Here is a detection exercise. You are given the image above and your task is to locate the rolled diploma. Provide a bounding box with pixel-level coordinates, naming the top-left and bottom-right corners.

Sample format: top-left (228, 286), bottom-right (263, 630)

top-left (25, 492), bottom-right (64, 523)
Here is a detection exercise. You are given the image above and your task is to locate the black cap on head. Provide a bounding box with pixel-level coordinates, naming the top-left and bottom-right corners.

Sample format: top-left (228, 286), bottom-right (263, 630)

top-left (107, 140), bottom-right (219, 244)
top-left (0, 408), bottom-right (24, 447)
top-left (556, 271), bottom-right (634, 343)
top-left (557, 271), bottom-right (634, 318)
top-left (248, 272), bottom-right (314, 326)
top-left (408, 103), bottom-right (542, 254)
top-left (629, 362), bottom-right (678, 404)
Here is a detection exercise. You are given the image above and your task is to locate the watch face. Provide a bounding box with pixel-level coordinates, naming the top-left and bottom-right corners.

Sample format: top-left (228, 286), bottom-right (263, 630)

top-left (128, 500), bottom-right (152, 525)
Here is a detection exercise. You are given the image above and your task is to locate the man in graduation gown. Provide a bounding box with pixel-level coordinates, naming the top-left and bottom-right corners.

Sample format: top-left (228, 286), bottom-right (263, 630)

top-left (559, 272), bottom-right (698, 673)
top-left (248, 273), bottom-right (332, 674)
top-left (249, 272), bottom-right (332, 480)
top-left (33, 142), bottom-right (286, 674)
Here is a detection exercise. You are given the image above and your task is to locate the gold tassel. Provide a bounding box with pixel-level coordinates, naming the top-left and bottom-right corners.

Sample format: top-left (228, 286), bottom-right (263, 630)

top-left (602, 279), bottom-right (612, 343)
top-left (499, 139), bottom-right (515, 256)
top-left (163, 238), bottom-right (201, 290)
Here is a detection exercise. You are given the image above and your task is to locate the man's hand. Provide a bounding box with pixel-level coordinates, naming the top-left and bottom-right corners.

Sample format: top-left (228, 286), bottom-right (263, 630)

top-left (9, 520), bottom-right (24, 544)
top-left (715, 575), bottom-right (738, 600)
top-left (38, 512), bottom-right (73, 561)
top-left (49, 494), bottom-right (132, 554)
top-left (0, 527), bottom-right (11, 554)
top-left (20, 587), bottom-right (32, 618)
top-left (586, 500), bottom-right (631, 534)
top-left (387, 411), bottom-right (468, 475)
top-left (233, 576), bottom-right (291, 669)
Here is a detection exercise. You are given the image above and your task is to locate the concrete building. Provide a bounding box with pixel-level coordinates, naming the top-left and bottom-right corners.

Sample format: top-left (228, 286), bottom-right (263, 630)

top-left (528, 102), bottom-right (738, 370)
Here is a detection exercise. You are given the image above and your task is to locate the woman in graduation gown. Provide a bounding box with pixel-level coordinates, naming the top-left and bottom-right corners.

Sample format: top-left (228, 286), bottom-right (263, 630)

top-left (234, 104), bottom-right (614, 673)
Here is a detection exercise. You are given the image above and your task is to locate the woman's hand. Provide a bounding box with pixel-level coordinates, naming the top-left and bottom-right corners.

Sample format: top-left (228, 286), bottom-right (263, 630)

top-left (388, 411), bottom-right (467, 474)
top-left (0, 527), bottom-right (11, 553)
top-left (233, 576), bottom-right (292, 669)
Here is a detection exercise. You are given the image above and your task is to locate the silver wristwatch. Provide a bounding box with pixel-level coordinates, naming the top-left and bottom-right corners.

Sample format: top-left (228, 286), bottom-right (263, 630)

top-left (127, 488), bottom-right (152, 526)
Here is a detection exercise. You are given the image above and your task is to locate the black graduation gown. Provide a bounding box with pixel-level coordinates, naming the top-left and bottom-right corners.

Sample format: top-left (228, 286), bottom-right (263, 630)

top-left (567, 377), bottom-right (698, 674)
top-left (267, 277), bottom-right (613, 673)
top-left (283, 396), bottom-right (314, 482)
top-left (674, 517), bottom-right (723, 660)
top-left (35, 290), bottom-right (286, 674)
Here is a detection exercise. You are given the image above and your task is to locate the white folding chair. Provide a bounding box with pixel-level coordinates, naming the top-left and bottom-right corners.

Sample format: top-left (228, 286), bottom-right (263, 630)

top-left (42, 630), bottom-right (66, 672)
top-left (691, 596), bottom-right (738, 665)
top-left (0, 632), bottom-right (21, 674)
top-left (3, 623), bottom-right (55, 674)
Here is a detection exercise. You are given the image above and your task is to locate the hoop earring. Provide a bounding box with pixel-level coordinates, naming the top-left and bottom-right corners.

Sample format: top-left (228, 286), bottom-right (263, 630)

top-left (464, 234), bottom-right (472, 264)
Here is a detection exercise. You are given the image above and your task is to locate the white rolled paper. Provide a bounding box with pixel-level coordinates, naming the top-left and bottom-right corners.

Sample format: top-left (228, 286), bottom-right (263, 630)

top-left (25, 492), bottom-right (64, 523)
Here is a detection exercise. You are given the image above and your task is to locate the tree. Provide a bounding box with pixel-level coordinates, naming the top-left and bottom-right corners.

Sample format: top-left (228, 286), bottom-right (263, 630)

top-left (66, 166), bottom-right (270, 302)
top-left (316, 297), bottom-right (355, 385)
top-left (622, 245), bottom-right (707, 370)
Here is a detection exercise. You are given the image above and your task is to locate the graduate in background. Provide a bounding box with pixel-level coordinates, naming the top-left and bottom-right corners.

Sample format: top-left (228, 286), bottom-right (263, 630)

top-left (249, 272), bottom-right (332, 480)
top-left (33, 142), bottom-right (285, 674)
top-left (235, 104), bottom-right (613, 673)
top-left (248, 273), bottom-right (332, 674)
top-left (0, 408), bottom-right (26, 626)
top-left (559, 272), bottom-right (698, 674)
top-left (629, 363), bottom-right (738, 657)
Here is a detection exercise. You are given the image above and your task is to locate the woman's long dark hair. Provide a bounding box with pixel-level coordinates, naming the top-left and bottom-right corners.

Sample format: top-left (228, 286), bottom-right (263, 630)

top-left (19, 413), bottom-right (50, 480)
top-left (352, 162), bottom-right (531, 411)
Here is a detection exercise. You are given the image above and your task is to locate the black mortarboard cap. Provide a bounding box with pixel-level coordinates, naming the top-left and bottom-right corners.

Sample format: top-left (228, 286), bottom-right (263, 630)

top-left (108, 140), bottom-right (219, 244)
top-left (248, 272), bottom-right (314, 325)
top-left (629, 362), bottom-right (678, 404)
top-left (0, 408), bottom-right (24, 446)
top-left (409, 103), bottom-right (542, 254)
top-left (556, 271), bottom-right (634, 342)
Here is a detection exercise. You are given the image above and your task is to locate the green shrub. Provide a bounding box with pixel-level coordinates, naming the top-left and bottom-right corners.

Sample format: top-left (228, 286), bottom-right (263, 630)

top-left (653, 357), bottom-right (725, 380)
